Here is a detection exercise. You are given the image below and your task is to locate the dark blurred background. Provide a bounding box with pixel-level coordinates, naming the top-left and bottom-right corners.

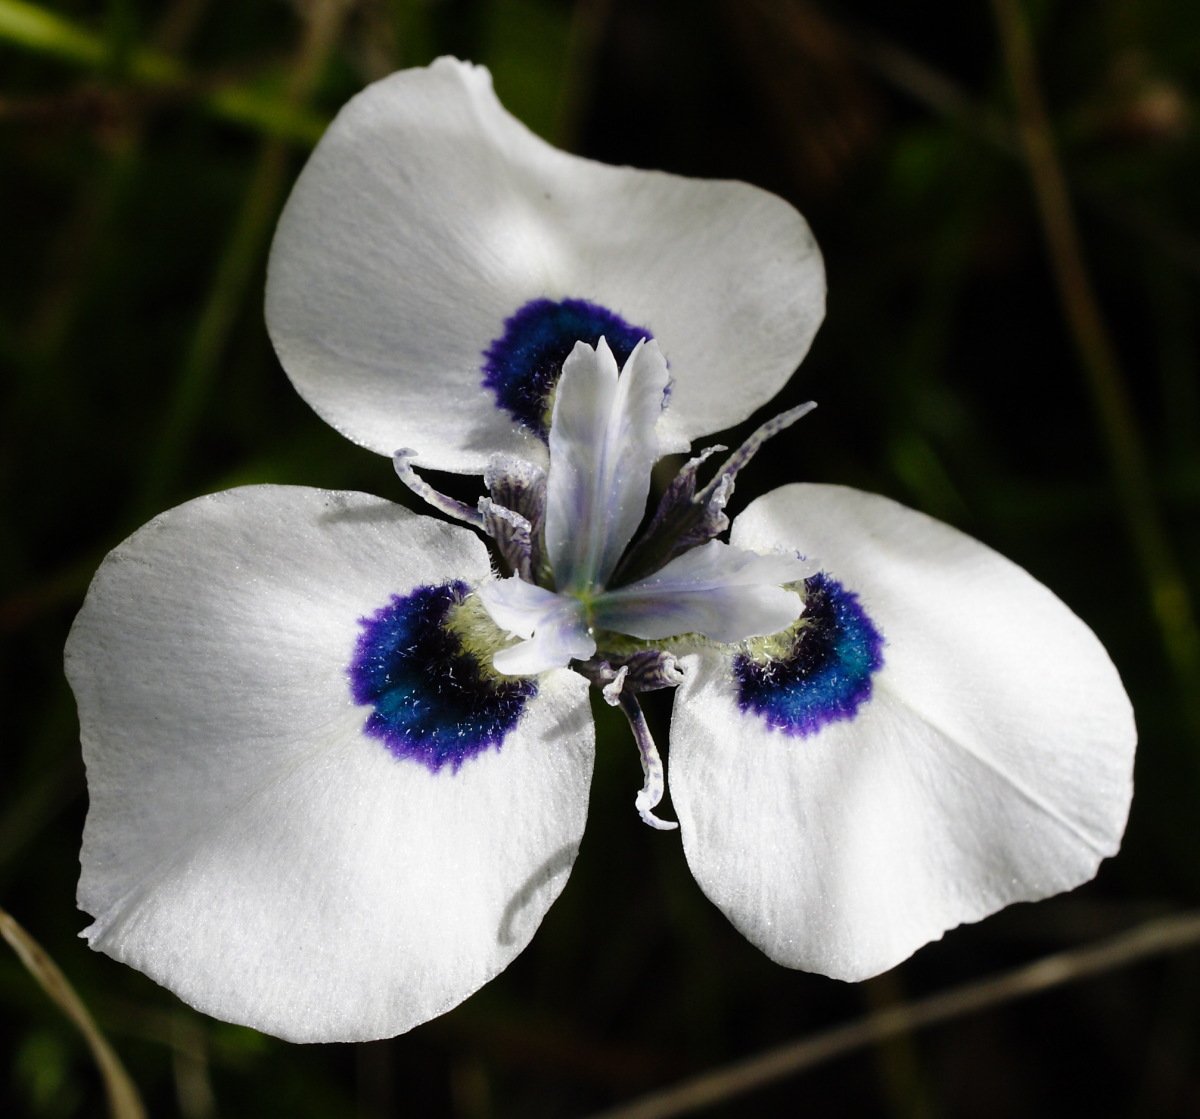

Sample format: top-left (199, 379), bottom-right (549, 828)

top-left (2, 0), bottom-right (1198, 1115)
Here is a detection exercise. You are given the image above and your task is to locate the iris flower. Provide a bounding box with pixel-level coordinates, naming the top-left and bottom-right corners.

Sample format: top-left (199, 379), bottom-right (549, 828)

top-left (66, 58), bottom-right (1136, 1043)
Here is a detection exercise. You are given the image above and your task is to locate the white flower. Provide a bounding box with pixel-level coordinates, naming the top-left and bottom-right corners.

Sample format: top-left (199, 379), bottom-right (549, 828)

top-left (65, 58), bottom-right (1136, 1044)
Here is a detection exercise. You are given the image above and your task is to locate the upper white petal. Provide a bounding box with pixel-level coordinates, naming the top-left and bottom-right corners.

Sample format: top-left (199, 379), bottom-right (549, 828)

top-left (66, 485), bottom-right (593, 1041)
top-left (669, 483), bottom-right (1136, 981)
top-left (265, 57), bottom-right (824, 470)
top-left (545, 338), bottom-right (669, 591)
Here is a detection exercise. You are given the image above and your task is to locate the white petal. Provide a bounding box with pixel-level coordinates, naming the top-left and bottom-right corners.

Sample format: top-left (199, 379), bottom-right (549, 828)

top-left (545, 338), bottom-right (669, 591)
top-left (66, 486), bottom-right (593, 1041)
top-left (595, 540), bottom-right (808, 641)
top-left (475, 574), bottom-right (561, 636)
top-left (265, 57), bottom-right (824, 471)
top-left (669, 483), bottom-right (1135, 981)
top-left (477, 576), bottom-right (596, 674)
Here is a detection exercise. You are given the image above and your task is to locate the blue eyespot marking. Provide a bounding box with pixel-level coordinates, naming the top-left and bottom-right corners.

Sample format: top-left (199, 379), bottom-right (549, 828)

top-left (482, 297), bottom-right (652, 438)
top-left (349, 581), bottom-right (535, 772)
top-left (735, 573), bottom-right (884, 737)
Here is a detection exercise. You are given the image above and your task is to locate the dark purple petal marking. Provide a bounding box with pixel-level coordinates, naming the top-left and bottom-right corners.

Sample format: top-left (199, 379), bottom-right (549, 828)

top-left (482, 297), bottom-right (652, 438)
top-left (349, 581), bottom-right (535, 772)
top-left (735, 573), bottom-right (884, 736)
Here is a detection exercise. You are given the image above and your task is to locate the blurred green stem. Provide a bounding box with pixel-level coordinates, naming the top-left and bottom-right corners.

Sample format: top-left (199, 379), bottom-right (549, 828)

top-left (989, 0), bottom-right (1200, 723)
top-left (1, 906), bottom-right (146, 1119)
top-left (25, 0), bottom-right (212, 364)
top-left (135, 0), bottom-right (348, 514)
top-left (0, 0), bottom-right (325, 142)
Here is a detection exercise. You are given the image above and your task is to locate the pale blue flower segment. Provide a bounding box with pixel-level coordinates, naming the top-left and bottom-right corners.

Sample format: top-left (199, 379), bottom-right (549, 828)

top-left (735, 572), bottom-right (884, 736)
top-left (349, 581), bottom-right (536, 772)
top-left (482, 297), bottom-right (652, 437)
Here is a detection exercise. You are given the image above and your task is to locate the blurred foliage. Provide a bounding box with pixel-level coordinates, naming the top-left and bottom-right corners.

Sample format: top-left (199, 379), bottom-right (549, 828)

top-left (2, 0), bottom-right (1199, 1115)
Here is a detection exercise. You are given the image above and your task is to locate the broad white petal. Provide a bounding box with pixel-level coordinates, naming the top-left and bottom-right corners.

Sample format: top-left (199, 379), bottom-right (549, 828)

top-left (596, 540), bottom-right (808, 641)
top-left (545, 338), bottom-right (669, 591)
top-left (670, 483), bottom-right (1135, 981)
top-left (265, 57), bottom-right (824, 471)
top-left (66, 486), bottom-right (593, 1041)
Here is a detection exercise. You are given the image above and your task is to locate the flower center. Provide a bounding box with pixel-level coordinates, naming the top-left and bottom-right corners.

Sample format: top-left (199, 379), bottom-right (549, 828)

top-left (349, 581), bottom-right (536, 772)
top-left (471, 339), bottom-right (812, 676)
top-left (735, 572), bottom-right (884, 736)
top-left (482, 297), bottom-right (653, 438)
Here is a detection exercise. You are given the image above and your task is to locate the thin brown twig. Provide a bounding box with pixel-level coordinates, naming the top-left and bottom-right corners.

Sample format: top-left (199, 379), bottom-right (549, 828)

top-left (1, 906), bottom-right (146, 1119)
top-left (842, 18), bottom-right (1200, 278)
top-left (588, 910), bottom-right (1200, 1119)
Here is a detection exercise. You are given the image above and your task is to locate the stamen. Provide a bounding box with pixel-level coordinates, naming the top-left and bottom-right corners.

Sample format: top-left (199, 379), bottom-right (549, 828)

top-left (621, 649), bottom-right (686, 692)
top-left (611, 445), bottom-right (724, 582)
top-left (575, 649), bottom-right (687, 695)
top-left (614, 402), bottom-right (816, 583)
top-left (695, 401), bottom-right (818, 512)
top-left (484, 453), bottom-right (548, 580)
top-left (479, 498), bottom-right (534, 580)
top-left (393, 450), bottom-right (486, 530)
top-left (602, 665), bottom-right (629, 706)
top-left (618, 693), bottom-right (679, 831)
top-left (484, 454), bottom-right (547, 523)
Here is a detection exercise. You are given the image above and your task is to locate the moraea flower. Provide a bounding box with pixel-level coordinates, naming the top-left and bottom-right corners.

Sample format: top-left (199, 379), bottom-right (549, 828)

top-left (65, 58), bottom-right (1135, 1043)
